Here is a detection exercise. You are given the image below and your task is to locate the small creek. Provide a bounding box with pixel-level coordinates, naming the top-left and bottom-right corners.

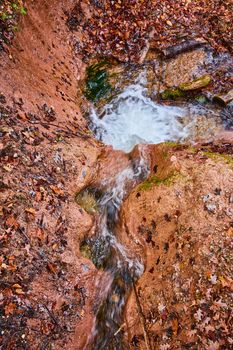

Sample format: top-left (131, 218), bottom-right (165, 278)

top-left (84, 73), bottom-right (224, 349)
top-left (90, 72), bottom-right (222, 152)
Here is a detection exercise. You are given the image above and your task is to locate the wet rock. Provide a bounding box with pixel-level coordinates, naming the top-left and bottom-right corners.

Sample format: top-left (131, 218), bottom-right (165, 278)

top-left (164, 49), bottom-right (206, 88)
top-left (213, 89), bottom-right (233, 106)
top-left (75, 188), bottom-right (101, 214)
top-left (179, 75), bottom-right (211, 91)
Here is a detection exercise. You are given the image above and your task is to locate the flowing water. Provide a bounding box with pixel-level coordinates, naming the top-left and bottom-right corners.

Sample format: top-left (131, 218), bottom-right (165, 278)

top-left (90, 72), bottom-right (222, 152)
top-left (85, 147), bottom-right (149, 349)
top-left (85, 74), bottom-right (223, 349)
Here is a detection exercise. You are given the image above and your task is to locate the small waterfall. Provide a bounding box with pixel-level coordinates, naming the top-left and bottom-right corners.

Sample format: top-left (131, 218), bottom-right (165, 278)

top-left (85, 73), bottom-right (222, 349)
top-left (85, 146), bottom-right (149, 350)
top-left (90, 72), bottom-right (222, 152)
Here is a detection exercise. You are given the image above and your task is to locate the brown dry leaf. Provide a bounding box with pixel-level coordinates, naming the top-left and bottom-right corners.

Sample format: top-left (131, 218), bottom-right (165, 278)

top-left (80, 309), bottom-right (85, 317)
top-left (36, 227), bottom-right (46, 241)
top-left (12, 283), bottom-right (24, 294)
top-left (3, 164), bottom-right (13, 172)
top-left (226, 227), bottom-right (233, 237)
top-left (5, 215), bottom-right (19, 229)
top-left (219, 276), bottom-right (233, 291)
top-left (47, 262), bottom-right (57, 274)
top-left (4, 302), bottom-right (16, 315)
top-left (15, 288), bottom-right (25, 295)
top-left (172, 318), bottom-right (179, 336)
top-left (25, 208), bottom-right (36, 215)
top-left (50, 185), bottom-right (64, 196)
top-left (35, 192), bottom-right (42, 202)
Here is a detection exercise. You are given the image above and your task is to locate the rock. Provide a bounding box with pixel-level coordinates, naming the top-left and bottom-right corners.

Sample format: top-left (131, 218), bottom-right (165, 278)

top-left (204, 203), bottom-right (217, 213)
top-left (179, 75), bottom-right (211, 91)
top-left (164, 49), bottom-right (206, 88)
top-left (213, 89), bottom-right (233, 106)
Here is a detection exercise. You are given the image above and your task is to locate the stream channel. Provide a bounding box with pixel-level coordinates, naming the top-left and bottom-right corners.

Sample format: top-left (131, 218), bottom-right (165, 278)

top-left (82, 73), bottom-right (224, 349)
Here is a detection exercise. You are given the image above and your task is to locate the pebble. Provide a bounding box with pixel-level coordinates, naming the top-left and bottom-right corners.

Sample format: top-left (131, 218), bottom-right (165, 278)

top-left (203, 194), bottom-right (213, 203)
top-left (205, 203), bottom-right (217, 213)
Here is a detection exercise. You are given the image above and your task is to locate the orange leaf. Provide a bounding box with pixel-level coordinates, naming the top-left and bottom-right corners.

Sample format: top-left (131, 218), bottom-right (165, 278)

top-left (219, 276), bottom-right (233, 291)
top-left (172, 318), bottom-right (179, 336)
top-left (25, 208), bottom-right (36, 215)
top-left (47, 262), bottom-right (57, 274)
top-left (5, 215), bottom-right (19, 229)
top-left (5, 302), bottom-right (16, 315)
top-left (50, 185), bottom-right (64, 196)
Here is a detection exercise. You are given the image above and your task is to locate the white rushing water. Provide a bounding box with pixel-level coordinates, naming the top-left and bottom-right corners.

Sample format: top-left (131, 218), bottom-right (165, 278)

top-left (90, 73), bottom-right (194, 152)
top-left (90, 72), bottom-right (222, 152)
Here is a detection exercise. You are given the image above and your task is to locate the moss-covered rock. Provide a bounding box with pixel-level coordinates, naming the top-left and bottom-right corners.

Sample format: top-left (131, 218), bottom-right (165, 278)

top-left (161, 88), bottom-right (184, 100)
top-left (85, 61), bottom-right (112, 102)
top-left (75, 188), bottom-right (102, 214)
top-left (138, 172), bottom-right (179, 191)
top-left (179, 75), bottom-right (211, 91)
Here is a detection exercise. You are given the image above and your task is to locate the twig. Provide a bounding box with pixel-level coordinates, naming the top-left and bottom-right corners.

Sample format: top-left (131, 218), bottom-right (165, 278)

top-left (114, 322), bottom-right (126, 336)
top-left (132, 280), bottom-right (152, 350)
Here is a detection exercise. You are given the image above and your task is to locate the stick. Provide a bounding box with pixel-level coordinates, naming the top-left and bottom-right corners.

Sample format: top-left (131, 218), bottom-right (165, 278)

top-left (114, 323), bottom-right (126, 336)
top-left (132, 280), bottom-right (152, 350)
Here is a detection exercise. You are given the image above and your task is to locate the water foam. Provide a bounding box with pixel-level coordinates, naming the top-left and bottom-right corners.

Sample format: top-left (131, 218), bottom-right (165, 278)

top-left (90, 73), bottom-right (191, 152)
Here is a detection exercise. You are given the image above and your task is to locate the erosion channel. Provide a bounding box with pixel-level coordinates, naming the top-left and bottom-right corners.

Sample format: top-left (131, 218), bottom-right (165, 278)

top-left (80, 71), bottom-right (231, 349)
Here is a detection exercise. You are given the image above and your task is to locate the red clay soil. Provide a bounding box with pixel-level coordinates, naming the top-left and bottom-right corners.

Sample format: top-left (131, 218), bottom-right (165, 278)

top-left (0, 0), bottom-right (87, 129)
top-left (0, 1), bottom-right (233, 350)
top-left (119, 142), bottom-right (233, 349)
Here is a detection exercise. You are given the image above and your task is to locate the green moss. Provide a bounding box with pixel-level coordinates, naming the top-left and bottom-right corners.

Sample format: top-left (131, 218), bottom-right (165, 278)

top-left (161, 88), bottom-right (184, 100)
top-left (203, 151), bottom-right (233, 166)
top-left (80, 241), bottom-right (92, 260)
top-left (1, 12), bottom-right (9, 21)
top-left (20, 7), bottom-right (27, 16)
top-left (138, 172), bottom-right (179, 191)
top-left (188, 146), bottom-right (198, 154)
top-left (179, 75), bottom-right (211, 91)
top-left (85, 61), bottom-right (112, 102)
top-left (163, 141), bottom-right (180, 148)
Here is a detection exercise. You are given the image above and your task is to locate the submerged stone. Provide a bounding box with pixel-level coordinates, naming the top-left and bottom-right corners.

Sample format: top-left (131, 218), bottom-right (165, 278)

top-left (85, 61), bottom-right (112, 102)
top-left (75, 188), bottom-right (102, 214)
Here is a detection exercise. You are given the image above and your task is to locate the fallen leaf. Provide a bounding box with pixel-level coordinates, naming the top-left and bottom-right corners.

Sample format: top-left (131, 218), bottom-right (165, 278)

top-left (36, 227), bottom-right (46, 241)
top-left (219, 276), bottom-right (233, 291)
top-left (226, 227), bottom-right (233, 237)
top-left (171, 318), bottom-right (179, 336)
top-left (5, 215), bottom-right (19, 229)
top-left (25, 208), bottom-right (36, 215)
top-left (50, 185), bottom-right (64, 196)
top-left (3, 164), bottom-right (13, 172)
top-left (80, 309), bottom-right (85, 317)
top-left (47, 262), bottom-right (57, 274)
top-left (15, 288), bottom-right (25, 295)
top-left (4, 302), bottom-right (16, 315)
